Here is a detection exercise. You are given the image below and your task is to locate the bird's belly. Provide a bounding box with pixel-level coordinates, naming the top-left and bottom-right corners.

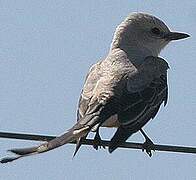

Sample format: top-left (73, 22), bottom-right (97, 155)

top-left (91, 114), bottom-right (119, 132)
top-left (101, 114), bottom-right (120, 128)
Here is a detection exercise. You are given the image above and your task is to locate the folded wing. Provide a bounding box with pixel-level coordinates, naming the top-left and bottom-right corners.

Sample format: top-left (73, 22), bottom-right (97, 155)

top-left (109, 56), bottom-right (169, 153)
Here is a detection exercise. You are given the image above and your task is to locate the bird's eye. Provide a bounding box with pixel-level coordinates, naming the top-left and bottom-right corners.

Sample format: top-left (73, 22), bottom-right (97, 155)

top-left (151, 27), bottom-right (161, 35)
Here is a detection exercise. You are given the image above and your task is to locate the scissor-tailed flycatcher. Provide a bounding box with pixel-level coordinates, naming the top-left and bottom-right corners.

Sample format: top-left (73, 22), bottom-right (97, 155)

top-left (1, 12), bottom-right (189, 163)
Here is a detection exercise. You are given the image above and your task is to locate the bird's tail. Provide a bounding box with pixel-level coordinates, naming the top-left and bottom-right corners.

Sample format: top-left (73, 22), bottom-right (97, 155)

top-left (1, 126), bottom-right (90, 163)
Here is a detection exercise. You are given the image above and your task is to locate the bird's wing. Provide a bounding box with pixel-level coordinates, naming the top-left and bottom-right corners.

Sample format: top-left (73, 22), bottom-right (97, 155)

top-left (77, 61), bottom-right (102, 121)
top-left (109, 56), bottom-right (169, 153)
top-left (73, 49), bottom-right (133, 130)
top-left (73, 60), bottom-right (102, 156)
top-left (72, 48), bottom-right (139, 155)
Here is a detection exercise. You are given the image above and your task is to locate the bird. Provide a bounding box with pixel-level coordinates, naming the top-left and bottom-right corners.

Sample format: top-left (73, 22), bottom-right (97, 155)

top-left (0, 12), bottom-right (189, 163)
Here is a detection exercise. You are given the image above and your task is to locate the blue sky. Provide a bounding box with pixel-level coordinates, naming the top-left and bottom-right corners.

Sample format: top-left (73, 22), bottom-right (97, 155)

top-left (0, 1), bottom-right (196, 179)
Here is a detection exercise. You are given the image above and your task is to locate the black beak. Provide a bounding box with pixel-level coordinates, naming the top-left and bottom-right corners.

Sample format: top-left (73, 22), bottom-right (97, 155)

top-left (164, 32), bottom-right (190, 41)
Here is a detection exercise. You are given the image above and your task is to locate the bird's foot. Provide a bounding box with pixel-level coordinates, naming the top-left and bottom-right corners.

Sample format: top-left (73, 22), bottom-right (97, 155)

top-left (142, 136), bottom-right (155, 157)
top-left (93, 132), bottom-right (105, 150)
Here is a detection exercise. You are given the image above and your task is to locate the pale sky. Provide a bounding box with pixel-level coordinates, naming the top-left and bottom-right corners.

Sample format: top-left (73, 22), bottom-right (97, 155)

top-left (0, 1), bottom-right (196, 179)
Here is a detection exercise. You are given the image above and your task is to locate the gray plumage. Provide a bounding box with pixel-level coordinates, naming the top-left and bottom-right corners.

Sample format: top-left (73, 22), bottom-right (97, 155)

top-left (1, 12), bottom-right (189, 163)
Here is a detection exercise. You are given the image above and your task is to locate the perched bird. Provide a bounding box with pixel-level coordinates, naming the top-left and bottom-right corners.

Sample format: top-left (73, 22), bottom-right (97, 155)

top-left (1, 12), bottom-right (189, 163)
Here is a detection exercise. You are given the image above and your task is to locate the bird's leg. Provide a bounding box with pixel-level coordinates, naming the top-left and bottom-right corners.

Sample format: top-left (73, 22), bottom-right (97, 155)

top-left (140, 129), bottom-right (155, 157)
top-left (93, 128), bottom-right (105, 150)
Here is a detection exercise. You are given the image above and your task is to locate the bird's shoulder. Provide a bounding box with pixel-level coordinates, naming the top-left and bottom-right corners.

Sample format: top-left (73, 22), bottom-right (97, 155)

top-left (140, 56), bottom-right (169, 76)
top-left (76, 49), bottom-right (134, 120)
top-left (126, 56), bottom-right (169, 93)
top-left (118, 57), bottom-right (169, 126)
top-left (81, 48), bottom-right (136, 98)
top-left (102, 48), bottom-right (137, 74)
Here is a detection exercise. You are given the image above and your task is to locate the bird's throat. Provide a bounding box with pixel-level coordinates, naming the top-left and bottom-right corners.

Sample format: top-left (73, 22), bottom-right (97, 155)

top-left (122, 45), bottom-right (159, 66)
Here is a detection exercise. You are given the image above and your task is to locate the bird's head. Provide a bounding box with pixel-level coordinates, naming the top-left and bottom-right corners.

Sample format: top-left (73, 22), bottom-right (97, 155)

top-left (111, 13), bottom-right (189, 61)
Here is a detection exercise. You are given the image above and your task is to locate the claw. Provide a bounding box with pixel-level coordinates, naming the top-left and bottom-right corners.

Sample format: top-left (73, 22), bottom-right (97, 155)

top-left (140, 129), bottom-right (155, 157)
top-left (142, 137), bottom-right (155, 157)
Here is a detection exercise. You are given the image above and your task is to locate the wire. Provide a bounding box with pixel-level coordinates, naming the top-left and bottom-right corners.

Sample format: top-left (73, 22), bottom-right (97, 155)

top-left (0, 131), bottom-right (196, 154)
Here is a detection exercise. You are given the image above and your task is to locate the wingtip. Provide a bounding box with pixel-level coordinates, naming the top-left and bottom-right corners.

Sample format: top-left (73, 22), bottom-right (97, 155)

top-left (108, 149), bottom-right (113, 154)
top-left (72, 149), bottom-right (79, 158)
top-left (72, 145), bottom-right (81, 159)
top-left (108, 146), bottom-right (115, 154)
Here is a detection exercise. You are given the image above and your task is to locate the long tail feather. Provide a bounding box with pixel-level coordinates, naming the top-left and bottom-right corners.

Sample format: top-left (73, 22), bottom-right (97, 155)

top-left (1, 126), bottom-right (90, 163)
top-left (9, 146), bottom-right (39, 155)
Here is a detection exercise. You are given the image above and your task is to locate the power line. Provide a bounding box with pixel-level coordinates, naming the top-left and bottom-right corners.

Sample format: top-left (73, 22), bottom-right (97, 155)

top-left (0, 131), bottom-right (196, 155)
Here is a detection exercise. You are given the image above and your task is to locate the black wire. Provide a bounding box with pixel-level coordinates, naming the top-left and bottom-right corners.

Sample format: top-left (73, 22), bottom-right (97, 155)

top-left (0, 131), bottom-right (196, 154)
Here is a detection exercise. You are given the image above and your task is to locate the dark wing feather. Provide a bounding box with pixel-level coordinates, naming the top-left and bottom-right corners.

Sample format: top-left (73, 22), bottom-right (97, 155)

top-left (120, 75), bottom-right (168, 128)
top-left (109, 57), bottom-right (169, 153)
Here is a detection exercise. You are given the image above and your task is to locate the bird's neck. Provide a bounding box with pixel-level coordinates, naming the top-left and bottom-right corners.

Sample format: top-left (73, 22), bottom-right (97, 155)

top-left (110, 43), bottom-right (159, 67)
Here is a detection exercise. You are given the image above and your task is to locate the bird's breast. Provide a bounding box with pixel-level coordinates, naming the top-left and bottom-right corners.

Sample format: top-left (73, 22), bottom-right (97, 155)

top-left (101, 114), bottom-right (120, 128)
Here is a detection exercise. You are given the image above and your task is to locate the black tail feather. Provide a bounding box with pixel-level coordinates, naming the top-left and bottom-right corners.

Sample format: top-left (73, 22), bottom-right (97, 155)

top-left (9, 146), bottom-right (39, 156)
top-left (1, 156), bottom-right (21, 163)
top-left (1, 127), bottom-right (90, 163)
